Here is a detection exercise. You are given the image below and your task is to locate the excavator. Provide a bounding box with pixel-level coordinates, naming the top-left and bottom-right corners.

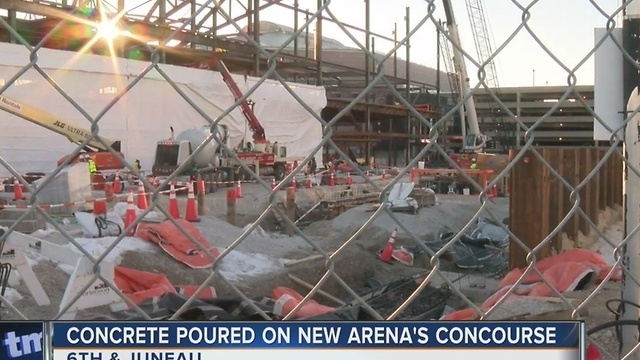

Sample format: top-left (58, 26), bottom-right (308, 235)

top-left (0, 95), bottom-right (125, 172)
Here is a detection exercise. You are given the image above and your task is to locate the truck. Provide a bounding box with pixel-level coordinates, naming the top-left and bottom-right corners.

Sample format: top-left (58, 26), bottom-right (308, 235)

top-left (151, 54), bottom-right (294, 188)
top-left (0, 94), bottom-right (126, 173)
top-left (152, 125), bottom-right (236, 191)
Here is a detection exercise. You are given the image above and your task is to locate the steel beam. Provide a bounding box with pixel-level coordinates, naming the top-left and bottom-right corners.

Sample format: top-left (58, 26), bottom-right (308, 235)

top-left (326, 98), bottom-right (437, 118)
top-left (0, 0), bottom-right (437, 90)
top-left (268, 0), bottom-right (396, 44)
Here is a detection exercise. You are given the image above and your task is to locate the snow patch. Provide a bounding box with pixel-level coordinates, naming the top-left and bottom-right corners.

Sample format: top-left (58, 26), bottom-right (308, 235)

top-left (29, 226), bottom-right (58, 238)
top-left (23, 249), bottom-right (48, 268)
top-left (2, 287), bottom-right (23, 303)
top-left (62, 236), bottom-right (156, 265)
top-left (590, 220), bottom-right (623, 266)
top-left (241, 223), bottom-right (271, 239)
top-left (218, 251), bottom-right (282, 281)
top-left (9, 234), bottom-right (155, 274)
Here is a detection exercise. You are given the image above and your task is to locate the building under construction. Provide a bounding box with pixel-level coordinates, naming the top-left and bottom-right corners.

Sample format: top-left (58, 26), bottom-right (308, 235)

top-left (0, 0), bottom-right (596, 166)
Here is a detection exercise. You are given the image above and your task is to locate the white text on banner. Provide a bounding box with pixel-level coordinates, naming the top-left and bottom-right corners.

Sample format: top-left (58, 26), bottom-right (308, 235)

top-left (53, 349), bottom-right (579, 360)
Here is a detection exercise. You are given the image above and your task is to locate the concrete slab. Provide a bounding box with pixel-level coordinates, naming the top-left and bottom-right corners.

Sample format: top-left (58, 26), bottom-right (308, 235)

top-left (0, 208), bottom-right (46, 234)
top-left (427, 271), bottom-right (500, 303)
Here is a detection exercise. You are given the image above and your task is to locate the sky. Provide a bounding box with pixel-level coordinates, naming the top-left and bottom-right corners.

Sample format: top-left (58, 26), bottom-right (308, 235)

top-left (214, 0), bottom-right (623, 88)
top-left (1, 0), bottom-right (625, 88)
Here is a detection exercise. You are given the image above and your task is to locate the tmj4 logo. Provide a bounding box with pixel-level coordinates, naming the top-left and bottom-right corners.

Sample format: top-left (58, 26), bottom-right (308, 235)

top-left (3, 331), bottom-right (42, 358)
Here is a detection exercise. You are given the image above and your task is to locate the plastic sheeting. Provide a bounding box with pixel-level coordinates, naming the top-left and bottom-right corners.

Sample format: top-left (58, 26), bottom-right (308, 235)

top-left (0, 43), bottom-right (326, 177)
top-left (90, 292), bottom-right (369, 321)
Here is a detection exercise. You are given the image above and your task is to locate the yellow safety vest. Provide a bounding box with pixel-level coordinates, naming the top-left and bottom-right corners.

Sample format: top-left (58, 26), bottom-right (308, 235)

top-left (470, 163), bottom-right (477, 169)
top-left (88, 159), bottom-right (97, 173)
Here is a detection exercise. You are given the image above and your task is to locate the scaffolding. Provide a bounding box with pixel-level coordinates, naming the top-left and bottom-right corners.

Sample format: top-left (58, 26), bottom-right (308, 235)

top-left (0, 0), bottom-right (442, 165)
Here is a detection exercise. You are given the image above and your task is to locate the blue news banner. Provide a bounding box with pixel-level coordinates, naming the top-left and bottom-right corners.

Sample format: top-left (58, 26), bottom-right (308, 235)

top-left (44, 322), bottom-right (584, 360)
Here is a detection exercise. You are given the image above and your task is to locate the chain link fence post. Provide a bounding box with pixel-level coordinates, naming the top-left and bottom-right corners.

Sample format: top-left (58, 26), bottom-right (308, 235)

top-left (621, 4), bottom-right (640, 357)
top-left (622, 89), bottom-right (640, 359)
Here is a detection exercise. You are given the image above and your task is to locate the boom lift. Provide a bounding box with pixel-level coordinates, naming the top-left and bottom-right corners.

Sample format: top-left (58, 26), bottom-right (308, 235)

top-left (0, 95), bottom-right (125, 171)
top-left (206, 57), bottom-right (269, 151)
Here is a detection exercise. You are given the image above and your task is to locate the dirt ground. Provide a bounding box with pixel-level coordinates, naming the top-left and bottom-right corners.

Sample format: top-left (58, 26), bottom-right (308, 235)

top-left (0, 175), bottom-right (628, 358)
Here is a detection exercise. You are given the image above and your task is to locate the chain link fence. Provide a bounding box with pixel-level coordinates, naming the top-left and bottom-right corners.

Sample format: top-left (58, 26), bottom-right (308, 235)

top-left (0, 0), bottom-right (637, 359)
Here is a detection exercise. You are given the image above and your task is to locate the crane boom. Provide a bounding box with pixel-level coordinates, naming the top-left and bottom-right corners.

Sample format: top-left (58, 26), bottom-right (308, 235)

top-left (442, 0), bottom-right (487, 151)
top-left (0, 95), bottom-right (121, 152)
top-left (199, 56), bottom-right (267, 144)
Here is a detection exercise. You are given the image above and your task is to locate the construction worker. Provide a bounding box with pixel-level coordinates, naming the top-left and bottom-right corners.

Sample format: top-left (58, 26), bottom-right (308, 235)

top-left (470, 158), bottom-right (478, 170)
top-left (132, 159), bottom-right (141, 173)
top-left (308, 156), bottom-right (317, 175)
top-left (81, 154), bottom-right (97, 174)
top-left (341, 186), bottom-right (353, 199)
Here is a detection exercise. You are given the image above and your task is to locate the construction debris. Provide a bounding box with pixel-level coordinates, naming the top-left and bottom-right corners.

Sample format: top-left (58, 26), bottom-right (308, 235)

top-left (0, 174), bottom-right (519, 321)
top-left (409, 217), bottom-right (510, 277)
top-left (385, 182), bottom-right (420, 214)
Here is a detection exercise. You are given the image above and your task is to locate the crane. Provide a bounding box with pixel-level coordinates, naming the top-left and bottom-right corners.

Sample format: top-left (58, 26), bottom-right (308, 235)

top-left (0, 95), bottom-right (125, 171)
top-left (196, 53), bottom-right (270, 151)
top-left (442, 0), bottom-right (488, 153)
top-left (465, 0), bottom-right (500, 91)
top-left (465, 0), bottom-right (509, 152)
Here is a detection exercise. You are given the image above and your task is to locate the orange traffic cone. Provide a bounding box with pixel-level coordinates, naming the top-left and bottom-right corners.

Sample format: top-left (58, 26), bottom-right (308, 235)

top-left (168, 182), bottom-right (180, 219)
top-left (586, 343), bottom-right (601, 360)
top-left (236, 181), bottom-right (243, 198)
top-left (124, 191), bottom-right (137, 236)
top-left (104, 182), bottom-right (114, 202)
top-left (271, 178), bottom-right (277, 190)
top-left (198, 179), bottom-right (206, 196)
top-left (306, 174), bottom-right (313, 189)
top-left (272, 288), bottom-right (335, 319)
top-left (93, 199), bottom-right (107, 215)
top-left (185, 182), bottom-right (200, 222)
top-left (379, 228), bottom-right (397, 264)
top-left (113, 173), bottom-right (122, 193)
top-left (329, 172), bottom-right (335, 187)
top-left (291, 177), bottom-right (297, 191)
top-left (12, 179), bottom-right (24, 201)
top-left (137, 182), bottom-right (148, 210)
top-left (346, 173), bottom-right (353, 185)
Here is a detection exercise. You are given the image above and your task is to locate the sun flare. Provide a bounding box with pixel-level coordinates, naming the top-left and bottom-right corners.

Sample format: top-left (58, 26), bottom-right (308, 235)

top-left (96, 21), bottom-right (119, 40)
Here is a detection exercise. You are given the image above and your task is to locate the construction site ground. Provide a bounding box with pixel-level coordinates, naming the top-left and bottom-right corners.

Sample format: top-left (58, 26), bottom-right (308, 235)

top-left (0, 174), bottom-right (626, 356)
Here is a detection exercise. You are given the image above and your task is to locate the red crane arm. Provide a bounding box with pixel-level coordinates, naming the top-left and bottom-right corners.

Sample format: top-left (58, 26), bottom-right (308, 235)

top-left (199, 55), bottom-right (267, 143)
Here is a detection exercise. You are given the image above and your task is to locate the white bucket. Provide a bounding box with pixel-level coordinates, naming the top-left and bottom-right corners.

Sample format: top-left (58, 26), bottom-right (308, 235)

top-left (462, 188), bottom-right (470, 196)
top-left (418, 161), bottom-right (425, 169)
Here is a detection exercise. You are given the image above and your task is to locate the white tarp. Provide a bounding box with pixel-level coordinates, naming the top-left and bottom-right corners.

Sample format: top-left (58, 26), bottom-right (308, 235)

top-left (0, 43), bottom-right (326, 177)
